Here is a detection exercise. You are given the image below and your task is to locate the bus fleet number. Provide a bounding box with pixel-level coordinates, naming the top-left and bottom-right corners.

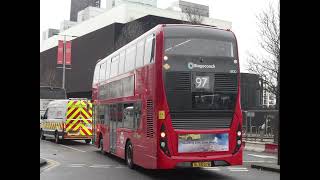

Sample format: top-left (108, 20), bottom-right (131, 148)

top-left (195, 76), bottom-right (209, 89)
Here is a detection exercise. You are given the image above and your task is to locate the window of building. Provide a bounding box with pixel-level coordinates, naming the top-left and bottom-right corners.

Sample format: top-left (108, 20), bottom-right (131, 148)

top-left (125, 45), bottom-right (136, 72)
top-left (136, 40), bottom-right (145, 68)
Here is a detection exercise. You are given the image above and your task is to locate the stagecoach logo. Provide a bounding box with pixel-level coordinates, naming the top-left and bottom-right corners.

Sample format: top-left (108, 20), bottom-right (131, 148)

top-left (188, 62), bottom-right (215, 69)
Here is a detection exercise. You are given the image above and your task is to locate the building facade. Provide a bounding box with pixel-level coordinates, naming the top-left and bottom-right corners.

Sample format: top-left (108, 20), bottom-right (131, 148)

top-left (240, 73), bottom-right (263, 110)
top-left (41, 2), bottom-right (232, 98)
top-left (70, 0), bottom-right (101, 21)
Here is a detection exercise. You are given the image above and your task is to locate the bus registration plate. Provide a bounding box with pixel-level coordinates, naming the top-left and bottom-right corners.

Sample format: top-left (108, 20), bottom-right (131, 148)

top-left (192, 162), bottom-right (211, 167)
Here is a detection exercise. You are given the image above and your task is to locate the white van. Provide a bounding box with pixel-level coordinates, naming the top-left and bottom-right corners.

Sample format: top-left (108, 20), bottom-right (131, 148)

top-left (40, 99), bottom-right (93, 144)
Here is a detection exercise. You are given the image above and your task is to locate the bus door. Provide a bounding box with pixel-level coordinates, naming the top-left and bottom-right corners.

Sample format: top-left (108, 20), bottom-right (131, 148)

top-left (109, 104), bottom-right (117, 153)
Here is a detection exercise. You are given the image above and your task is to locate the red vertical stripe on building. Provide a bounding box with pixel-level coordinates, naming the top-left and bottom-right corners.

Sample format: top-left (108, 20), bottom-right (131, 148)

top-left (57, 40), bottom-right (64, 64)
top-left (66, 41), bottom-right (72, 65)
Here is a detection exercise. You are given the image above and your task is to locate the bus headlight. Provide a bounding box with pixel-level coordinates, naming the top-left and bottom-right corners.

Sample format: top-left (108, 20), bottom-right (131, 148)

top-left (237, 140), bottom-right (241, 145)
top-left (160, 132), bottom-right (166, 138)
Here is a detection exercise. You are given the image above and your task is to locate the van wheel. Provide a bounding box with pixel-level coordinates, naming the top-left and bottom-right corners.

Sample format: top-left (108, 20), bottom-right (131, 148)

top-left (85, 139), bottom-right (91, 144)
top-left (54, 132), bottom-right (60, 144)
top-left (40, 130), bottom-right (46, 140)
top-left (125, 141), bottom-right (134, 169)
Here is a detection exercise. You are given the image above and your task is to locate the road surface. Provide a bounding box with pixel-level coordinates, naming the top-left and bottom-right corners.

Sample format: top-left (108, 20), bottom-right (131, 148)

top-left (40, 139), bottom-right (279, 180)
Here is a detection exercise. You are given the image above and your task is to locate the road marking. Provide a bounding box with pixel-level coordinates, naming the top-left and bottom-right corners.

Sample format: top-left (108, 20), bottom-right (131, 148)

top-left (69, 165), bottom-right (84, 168)
top-left (229, 169), bottom-right (249, 172)
top-left (243, 160), bottom-right (275, 163)
top-left (40, 157), bottom-right (60, 174)
top-left (89, 165), bottom-right (112, 168)
top-left (227, 167), bottom-right (248, 170)
top-left (248, 154), bottom-right (277, 159)
top-left (228, 167), bottom-right (249, 172)
top-left (202, 167), bottom-right (221, 171)
top-left (71, 164), bottom-right (86, 166)
top-left (114, 166), bottom-right (126, 168)
top-left (59, 144), bottom-right (86, 152)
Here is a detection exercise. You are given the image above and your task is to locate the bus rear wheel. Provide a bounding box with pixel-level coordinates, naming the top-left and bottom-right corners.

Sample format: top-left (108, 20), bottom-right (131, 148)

top-left (125, 141), bottom-right (134, 169)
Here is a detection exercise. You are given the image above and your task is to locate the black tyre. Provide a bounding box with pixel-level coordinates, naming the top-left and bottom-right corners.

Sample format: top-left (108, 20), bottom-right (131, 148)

top-left (40, 130), bottom-right (46, 140)
top-left (125, 141), bottom-right (134, 169)
top-left (85, 139), bottom-right (91, 144)
top-left (54, 132), bottom-right (60, 144)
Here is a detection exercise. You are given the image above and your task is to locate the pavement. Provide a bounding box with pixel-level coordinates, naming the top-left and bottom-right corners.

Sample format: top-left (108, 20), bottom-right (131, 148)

top-left (41, 139), bottom-right (280, 180)
top-left (243, 140), bottom-right (279, 173)
top-left (251, 163), bottom-right (280, 173)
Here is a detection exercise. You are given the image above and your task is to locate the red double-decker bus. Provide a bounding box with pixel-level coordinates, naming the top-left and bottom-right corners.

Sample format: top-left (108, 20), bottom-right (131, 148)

top-left (92, 24), bottom-right (243, 169)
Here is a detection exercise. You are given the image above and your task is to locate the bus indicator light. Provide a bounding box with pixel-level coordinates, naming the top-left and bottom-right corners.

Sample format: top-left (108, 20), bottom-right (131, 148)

top-left (159, 111), bottom-right (165, 120)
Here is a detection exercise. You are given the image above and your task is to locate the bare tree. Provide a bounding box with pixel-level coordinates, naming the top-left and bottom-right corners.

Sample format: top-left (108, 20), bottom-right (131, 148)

top-left (115, 20), bottom-right (146, 49)
top-left (247, 2), bottom-right (280, 109)
top-left (247, 2), bottom-right (280, 160)
top-left (183, 7), bottom-right (204, 25)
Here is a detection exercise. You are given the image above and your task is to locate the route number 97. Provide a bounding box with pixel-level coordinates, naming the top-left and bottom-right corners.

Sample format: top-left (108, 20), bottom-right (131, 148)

top-left (195, 76), bottom-right (209, 89)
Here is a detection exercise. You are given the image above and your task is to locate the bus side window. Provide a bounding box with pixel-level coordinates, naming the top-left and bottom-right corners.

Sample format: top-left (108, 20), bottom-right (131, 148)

top-left (134, 102), bottom-right (142, 129)
top-left (125, 45), bottom-right (136, 72)
top-left (144, 34), bottom-right (155, 65)
top-left (104, 105), bottom-right (109, 125)
top-left (136, 40), bottom-right (145, 68)
top-left (117, 104), bottom-right (123, 128)
top-left (123, 103), bottom-right (134, 129)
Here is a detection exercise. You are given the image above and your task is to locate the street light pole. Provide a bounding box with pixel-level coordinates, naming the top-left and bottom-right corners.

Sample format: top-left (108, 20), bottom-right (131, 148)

top-left (54, 34), bottom-right (77, 89)
top-left (62, 35), bottom-right (66, 89)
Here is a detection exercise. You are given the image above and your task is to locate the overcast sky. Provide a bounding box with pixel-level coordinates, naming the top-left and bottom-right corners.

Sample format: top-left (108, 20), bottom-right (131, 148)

top-left (40, 0), bottom-right (279, 72)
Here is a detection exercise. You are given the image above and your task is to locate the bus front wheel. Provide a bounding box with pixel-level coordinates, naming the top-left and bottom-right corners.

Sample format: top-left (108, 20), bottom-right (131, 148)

top-left (125, 141), bottom-right (134, 169)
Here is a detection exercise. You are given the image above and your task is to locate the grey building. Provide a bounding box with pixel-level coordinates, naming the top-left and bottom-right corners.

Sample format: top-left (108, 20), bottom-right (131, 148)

top-left (168, 0), bottom-right (210, 17)
top-left (240, 73), bottom-right (263, 110)
top-left (42, 29), bottom-right (60, 41)
top-left (70, 0), bottom-right (101, 21)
